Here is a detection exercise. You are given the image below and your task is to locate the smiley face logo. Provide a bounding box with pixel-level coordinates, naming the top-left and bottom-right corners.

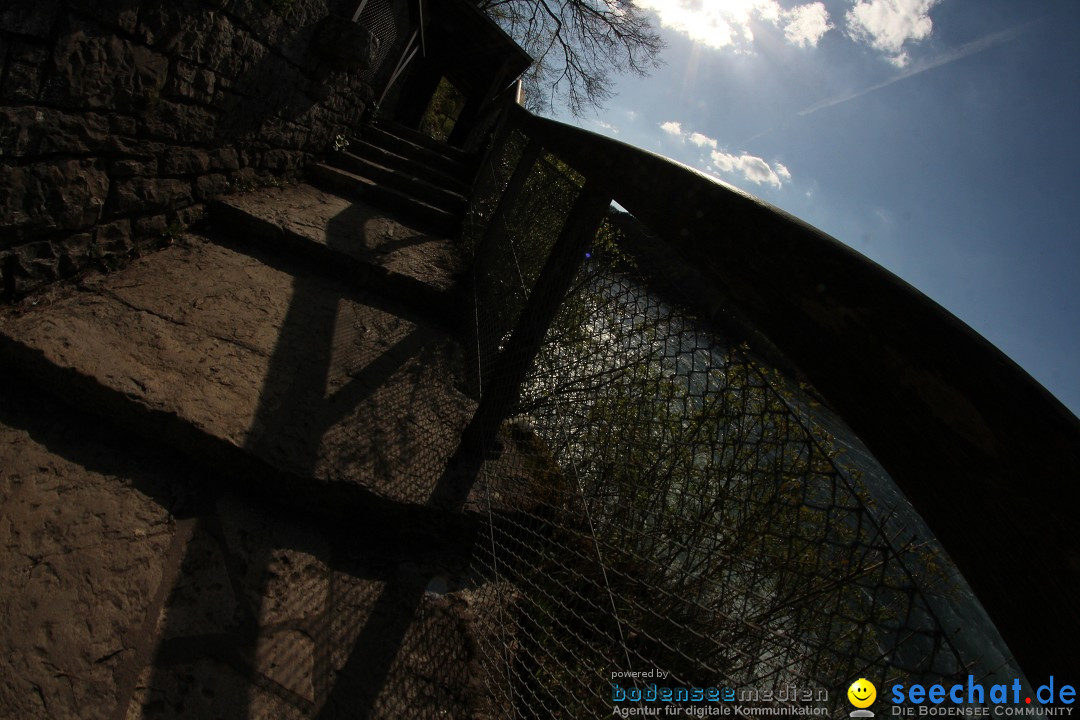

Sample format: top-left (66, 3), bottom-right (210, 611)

top-left (848, 678), bottom-right (877, 708)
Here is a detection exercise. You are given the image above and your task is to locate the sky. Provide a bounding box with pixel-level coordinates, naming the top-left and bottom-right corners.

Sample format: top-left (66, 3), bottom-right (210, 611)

top-left (551, 0), bottom-right (1080, 418)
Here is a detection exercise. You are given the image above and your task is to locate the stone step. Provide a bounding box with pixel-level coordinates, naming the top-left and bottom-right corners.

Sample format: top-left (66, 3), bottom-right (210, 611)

top-left (359, 125), bottom-right (472, 182)
top-left (306, 163), bottom-right (461, 237)
top-left (0, 235), bottom-right (478, 511)
top-left (209, 183), bottom-right (466, 327)
top-left (328, 151), bottom-right (468, 216)
top-left (374, 120), bottom-right (472, 164)
top-left (347, 138), bottom-right (471, 196)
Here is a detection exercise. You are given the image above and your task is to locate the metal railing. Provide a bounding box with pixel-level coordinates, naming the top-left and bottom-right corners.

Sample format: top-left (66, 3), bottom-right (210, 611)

top-left (450, 102), bottom-right (1080, 716)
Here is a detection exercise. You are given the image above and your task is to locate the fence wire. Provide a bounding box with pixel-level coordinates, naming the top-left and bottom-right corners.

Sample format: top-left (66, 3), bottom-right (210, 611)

top-left (458, 131), bottom-right (995, 718)
top-left (355, 0), bottom-right (406, 85)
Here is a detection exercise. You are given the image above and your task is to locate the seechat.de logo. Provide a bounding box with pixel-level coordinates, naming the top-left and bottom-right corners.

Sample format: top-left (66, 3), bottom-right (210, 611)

top-left (849, 679), bottom-right (878, 719)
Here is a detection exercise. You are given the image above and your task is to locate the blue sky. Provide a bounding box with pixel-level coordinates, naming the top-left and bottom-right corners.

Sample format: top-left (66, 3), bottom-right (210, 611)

top-left (553, 0), bottom-right (1080, 417)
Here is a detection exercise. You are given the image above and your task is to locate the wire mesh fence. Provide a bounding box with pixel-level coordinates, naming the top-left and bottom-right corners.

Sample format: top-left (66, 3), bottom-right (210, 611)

top-left (456, 127), bottom-right (1000, 718)
top-left (355, 0), bottom-right (407, 86)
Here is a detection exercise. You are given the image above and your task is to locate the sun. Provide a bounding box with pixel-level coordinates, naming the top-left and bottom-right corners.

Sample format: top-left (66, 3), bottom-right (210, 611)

top-left (634, 0), bottom-right (785, 50)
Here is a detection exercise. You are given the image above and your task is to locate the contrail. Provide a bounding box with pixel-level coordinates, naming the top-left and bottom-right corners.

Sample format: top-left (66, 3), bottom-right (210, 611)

top-left (798, 19), bottom-right (1039, 117)
top-left (741, 19), bottom-right (1038, 145)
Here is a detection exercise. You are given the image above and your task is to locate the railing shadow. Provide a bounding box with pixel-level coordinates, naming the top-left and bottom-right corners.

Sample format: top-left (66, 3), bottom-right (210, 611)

top-left (131, 198), bottom-right (481, 718)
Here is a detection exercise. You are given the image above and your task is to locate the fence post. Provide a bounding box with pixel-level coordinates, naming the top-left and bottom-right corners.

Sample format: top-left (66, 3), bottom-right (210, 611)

top-left (437, 180), bottom-right (611, 508)
top-left (469, 137), bottom-right (543, 396)
top-left (473, 137), bottom-right (543, 271)
top-left (485, 178), bottom-right (610, 414)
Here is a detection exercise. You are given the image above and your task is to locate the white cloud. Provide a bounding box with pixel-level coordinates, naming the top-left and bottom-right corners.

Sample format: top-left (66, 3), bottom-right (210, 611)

top-left (660, 120), bottom-right (684, 136)
top-left (635, 0), bottom-right (831, 51)
top-left (689, 132), bottom-right (718, 149)
top-left (657, 120), bottom-right (791, 189)
top-left (846, 0), bottom-right (940, 67)
top-left (710, 150), bottom-right (791, 189)
top-left (593, 119), bottom-right (619, 134)
top-left (784, 3), bottom-right (832, 48)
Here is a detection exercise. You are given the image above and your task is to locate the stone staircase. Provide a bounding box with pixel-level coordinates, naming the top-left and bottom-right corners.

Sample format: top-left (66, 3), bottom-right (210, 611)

top-left (0, 124), bottom-right (498, 719)
top-left (307, 121), bottom-right (473, 238)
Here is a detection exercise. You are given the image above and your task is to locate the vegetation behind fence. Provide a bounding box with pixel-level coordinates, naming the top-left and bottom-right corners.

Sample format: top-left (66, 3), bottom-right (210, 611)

top-left (447, 107), bottom-right (1080, 716)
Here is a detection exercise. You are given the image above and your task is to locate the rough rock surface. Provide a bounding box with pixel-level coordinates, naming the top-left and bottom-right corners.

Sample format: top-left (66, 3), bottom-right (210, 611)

top-left (1, 0), bottom-right (374, 297)
top-left (0, 385), bottom-right (181, 719)
top-left (0, 384), bottom-right (479, 719)
top-left (0, 100), bottom-right (501, 715)
top-left (213, 183), bottom-right (465, 294)
top-left (0, 236), bottom-right (475, 506)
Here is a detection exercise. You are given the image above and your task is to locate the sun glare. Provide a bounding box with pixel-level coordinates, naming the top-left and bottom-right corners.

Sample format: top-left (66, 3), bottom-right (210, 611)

top-left (635, 0), bottom-right (772, 49)
top-left (636, 0), bottom-right (832, 52)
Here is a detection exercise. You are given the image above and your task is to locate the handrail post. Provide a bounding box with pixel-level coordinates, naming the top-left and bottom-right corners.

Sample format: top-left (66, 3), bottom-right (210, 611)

top-left (473, 137), bottom-right (542, 272)
top-left (468, 137), bottom-right (543, 395)
top-left (484, 179), bottom-right (610, 416)
top-left (440, 180), bottom-right (611, 507)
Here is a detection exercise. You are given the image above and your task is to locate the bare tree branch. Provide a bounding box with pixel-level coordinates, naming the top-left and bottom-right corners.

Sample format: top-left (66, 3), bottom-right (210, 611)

top-left (477, 0), bottom-right (664, 116)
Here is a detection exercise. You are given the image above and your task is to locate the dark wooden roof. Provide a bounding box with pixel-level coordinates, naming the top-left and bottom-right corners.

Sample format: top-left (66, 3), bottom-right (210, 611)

top-left (418, 0), bottom-right (532, 97)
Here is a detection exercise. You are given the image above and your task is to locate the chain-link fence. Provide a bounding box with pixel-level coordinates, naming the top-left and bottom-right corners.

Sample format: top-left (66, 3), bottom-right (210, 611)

top-left (353, 0), bottom-right (405, 86)
top-left (454, 126), bottom-right (1022, 718)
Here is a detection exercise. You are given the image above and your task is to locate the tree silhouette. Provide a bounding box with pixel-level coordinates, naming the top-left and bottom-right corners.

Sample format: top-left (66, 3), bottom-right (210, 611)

top-left (476, 0), bottom-right (664, 115)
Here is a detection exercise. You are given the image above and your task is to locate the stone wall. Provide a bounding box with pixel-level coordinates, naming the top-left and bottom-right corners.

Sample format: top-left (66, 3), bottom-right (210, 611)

top-left (0, 0), bottom-right (375, 297)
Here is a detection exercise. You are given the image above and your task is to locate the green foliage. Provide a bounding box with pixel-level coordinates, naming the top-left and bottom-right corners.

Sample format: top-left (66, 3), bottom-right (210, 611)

top-left (472, 174), bottom-right (961, 712)
top-left (419, 77), bottom-right (467, 142)
top-left (160, 221), bottom-right (186, 244)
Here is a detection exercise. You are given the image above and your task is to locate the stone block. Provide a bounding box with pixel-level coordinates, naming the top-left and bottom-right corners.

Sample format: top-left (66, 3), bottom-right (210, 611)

top-left (173, 203), bottom-right (205, 227)
top-left (260, 149), bottom-right (303, 174)
top-left (222, 0), bottom-right (286, 46)
top-left (0, 106), bottom-right (113, 158)
top-left (149, 9), bottom-right (266, 79)
top-left (229, 167), bottom-right (260, 187)
top-left (133, 0), bottom-right (187, 44)
top-left (96, 219), bottom-right (133, 255)
top-left (43, 17), bottom-right (170, 111)
top-left (110, 157), bottom-right (158, 178)
top-left (238, 147), bottom-right (260, 168)
top-left (110, 178), bottom-right (192, 215)
top-left (161, 147), bottom-right (212, 176)
top-left (109, 113), bottom-right (139, 137)
top-left (167, 60), bottom-right (217, 104)
top-left (209, 147), bottom-right (240, 172)
top-left (56, 232), bottom-right (94, 275)
top-left (195, 173), bottom-right (230, 200)
top-left (12, 239), bottom-right (56, 262)
top-left (0, 41), bottom-right (49, 102)
top-left (5, 240), bottom-right (60, 295)
top-left (217, 28), bottom-right (270, 80)
top-left (133, 213), bottom-right (169, 238)
top-left (0, 159), bottom-right (110, 239)
top-left (267, 121), bottom-right (309, 151)
top-left (142, 100), bottom-right (218, 142)
top-left (0, 0), bottom-right (60, 38)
